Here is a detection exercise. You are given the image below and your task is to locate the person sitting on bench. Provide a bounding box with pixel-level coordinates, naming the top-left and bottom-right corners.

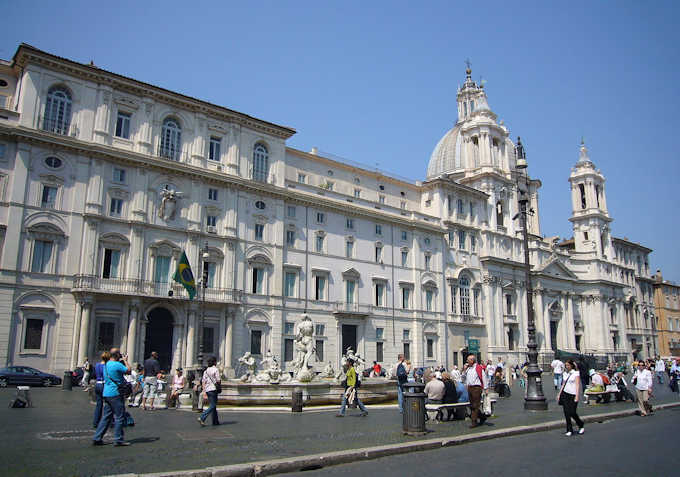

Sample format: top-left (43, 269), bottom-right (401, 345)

top-left (441, 372), bottom-right (459, 421)
top-left (424, 372), bottom-right (445, 404)
top-left (586, 369), bottom-right (608, 402)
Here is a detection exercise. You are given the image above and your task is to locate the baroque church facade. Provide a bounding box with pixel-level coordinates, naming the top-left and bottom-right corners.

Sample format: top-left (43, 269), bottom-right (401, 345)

top-left (0, 44), bottom-right (657, 376)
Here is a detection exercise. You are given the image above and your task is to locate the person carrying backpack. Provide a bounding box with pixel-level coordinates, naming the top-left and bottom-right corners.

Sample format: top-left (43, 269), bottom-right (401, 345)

top-left (396, 354), bottom-right (408, 414)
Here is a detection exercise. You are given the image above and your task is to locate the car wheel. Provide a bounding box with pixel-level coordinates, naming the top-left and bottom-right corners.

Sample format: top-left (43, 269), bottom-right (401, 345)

top-left (43, 378), bottom-right (51, 387)
top-left (0, 377), bottom-right (6, 387)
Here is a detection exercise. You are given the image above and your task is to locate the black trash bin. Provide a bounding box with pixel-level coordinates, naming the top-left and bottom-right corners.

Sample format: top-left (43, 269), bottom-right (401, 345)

top-left (62, 370), bottom-right (72, 391)
top-left (402, 382), bottom-right (427, 436)
top-left (292, 387), bottom-right (303, 412)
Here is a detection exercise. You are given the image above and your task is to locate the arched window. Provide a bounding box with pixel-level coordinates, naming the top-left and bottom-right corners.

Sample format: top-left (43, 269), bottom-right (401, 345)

top-left (459, 275), bottom-right (470, 315)
top-left (43, 86), bottom-right (72, 135)
top-left (253, 143), bottom-right (269, 182)
top-left (160, 118), bottom-right (182, 160)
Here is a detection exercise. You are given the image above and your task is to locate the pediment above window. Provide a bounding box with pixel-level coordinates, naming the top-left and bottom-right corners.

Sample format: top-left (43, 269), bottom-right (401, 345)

top-left (39, 174), bottom-right (64, 185)
top-left (342, 268), bottom-right (360, 279)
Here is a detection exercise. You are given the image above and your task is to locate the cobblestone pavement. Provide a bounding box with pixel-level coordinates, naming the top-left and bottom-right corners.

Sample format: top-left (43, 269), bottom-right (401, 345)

top-left (0, 380), bottom-right (677, 476)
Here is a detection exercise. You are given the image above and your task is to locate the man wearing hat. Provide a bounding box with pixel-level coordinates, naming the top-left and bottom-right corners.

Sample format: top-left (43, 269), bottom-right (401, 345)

top-left (169, 367), bottom-right (186, 409)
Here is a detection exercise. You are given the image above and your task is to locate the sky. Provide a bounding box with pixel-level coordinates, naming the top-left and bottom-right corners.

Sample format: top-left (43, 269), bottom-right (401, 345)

top-left (3, 1), bottom-right (679, 281)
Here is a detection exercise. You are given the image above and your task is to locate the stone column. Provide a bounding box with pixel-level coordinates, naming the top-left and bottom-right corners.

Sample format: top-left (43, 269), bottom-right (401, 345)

top-left (224, 309), bottom-right (234, 372)
top-left (185, 307), bottom-right (196, 368)
top-left (171, 321), bottom-right (184, 371)
top-left (138, 316), bottom-right (148, 362)
top-left (534, 289), bottom-right (545, 352)
top-left (71, 300), bottom-right (83, 369)
top-left (127, 302), bottom-right (139, 363)
top-left (483, 277), bottom-right (495, 347)
top-left (77, 300), bottom-right (93, 364)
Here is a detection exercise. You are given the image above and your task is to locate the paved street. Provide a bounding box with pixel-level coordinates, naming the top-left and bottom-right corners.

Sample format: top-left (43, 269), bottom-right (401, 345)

top-left (281, 404), bottom-right (680, 477)
top-left (0, 379), bottom-right (677, 476)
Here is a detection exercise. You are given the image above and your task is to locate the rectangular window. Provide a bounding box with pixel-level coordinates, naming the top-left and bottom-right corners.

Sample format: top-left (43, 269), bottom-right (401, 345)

top-left (379, 195), bottom-right (385, 204)
top-left (316, 212), bottom-right (325, 223)
top-left (208, 188), bottom-right (218, 200)
top-left (316, 236), bottom-right (324, 253)
top-left (113, 167), bottom-right (126, 183)
top-left (448, 231), bottom-right (455, 245)
top-left (401, 250), bottom-right (408, 267)
top-left (470, 235), bottom-right (476, 252)
top-left (154, 255), bottom-right (171, 283)
top-left (457, 199), bottom-right (464, 215)
top-left (298, 173), bottom-right (306, 183)
top-left (346, 280), bottom-right (355, 304)
top-left (252, 268), bottom-right (264, 294)
top-left (458, 230), bottom-right (466, 250)
top-left (375, 224), bottom-right (382, 235)
top-left (251, 330), bottom-right (262, 355)
top-left (451, 285), bottom-right (457, 312)
top-left (375, 283), bottom-right (384, 307)
top-left (400, 200), bottom-right (406, 210)
top-left (403, 329), bottom-right (410, 340)
top-left (286, 230), bottom-right (295, 246)
top-left (354, 189), bottom-right (361, 198)
top-left (376, 327), bottom-right (384, 340)
top-left (209, 137), bottom-right (221, 161)
top-left (401, 230), bottom-right (408, 241)
top-left (424, 254), bottom-right (431, 270)
top-left (115, 112), bottom-right (131, 139)
top-left (203, 261), bottom-right (216, 287)
top-left (376, 341), bottom-right (384, 362)
top-left (426, 289), bottom-right (434, 311)
top-left (41, 185), bottom-right (57, 208)
top-left (402, 288), bottom-right (410, 309)
top-left (255, 223), bottom-right (264, 241)
top-left (474, 288), bottom-right (480, 316)
top-left (346, 241), bottom-right (354, 258)
top-left (203, 327), bottom-right (215, 354)
top-left (427, 338), bottom-right (434, 358)
top-left (102, 249), bottom-right (120, 279)
top-left (206, 215), bottom-right (217, 227)
top-left (315, 324), bottom-right (325, 336)
top-left (505, 294), bottom-right (513, 314)
top-left (287, 205), bottom-right (296, 218)
top-left (346, 218), bottom-right (354, 229)
top-left (97, 322), bottom-right (115, 351)
top-left (284, 271), bottom-right (296, 297)
top-left (315, 276), bottom-right (326, 300)
top-left (110, 198), bottom-right (123, 216)
top-left (403, 342), bottom-right (410, 360)
top-left (375, 245), bottom-right (382, 263)
top-left (31, 240), bottom-right (53, 273)
top-left (315, 340), bottom-right (324, 362)
top-left (469, 201), bottom-right (474, 218)
top-left (284, 322), bottom-right (295, 335)
top-left (24, 319), bottom-right (43, 350)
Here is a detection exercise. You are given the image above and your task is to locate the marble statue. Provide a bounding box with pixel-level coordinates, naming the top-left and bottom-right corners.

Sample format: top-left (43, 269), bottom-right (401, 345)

top-left (341, 347), bottom-right (365, 368)
top-left (322, 361), bottom-right (335, 378)
top-left (292, 313), bottom-right (315, 382)
top-left (158, 186), bottom-right (182, 221)
top-left (238, 351), bottom-right (257, 383)
top-left (255, 351), bottom-right (286, 384)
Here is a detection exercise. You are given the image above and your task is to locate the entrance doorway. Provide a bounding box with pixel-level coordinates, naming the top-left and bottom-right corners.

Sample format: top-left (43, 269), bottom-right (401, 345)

top-left (550, 321), bottom-right (558, 352)
top-left (144, 308), bottom-right (174, 371)
top-left (341, 324), bottom-right (357, 355)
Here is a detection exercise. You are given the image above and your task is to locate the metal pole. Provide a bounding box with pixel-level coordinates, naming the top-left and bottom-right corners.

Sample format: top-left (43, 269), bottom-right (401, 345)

top-left (515, 137), bottom-right (547, 411)
top-left (194, 242), bottom-right (208, 411)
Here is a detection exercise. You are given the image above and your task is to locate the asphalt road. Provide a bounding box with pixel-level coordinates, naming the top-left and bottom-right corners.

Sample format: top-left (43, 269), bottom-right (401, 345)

top-left (282, 406), bottom-right (680, 477)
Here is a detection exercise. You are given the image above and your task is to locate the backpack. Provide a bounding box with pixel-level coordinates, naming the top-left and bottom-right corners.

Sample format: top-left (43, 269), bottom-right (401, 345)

top-left (599, 373), bottom-right (610, 385)
top-left (396, 363), bottom-right (407, 384)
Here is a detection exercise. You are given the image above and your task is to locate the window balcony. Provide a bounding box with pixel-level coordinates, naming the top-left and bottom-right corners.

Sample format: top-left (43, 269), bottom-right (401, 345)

top-left (72, 274), bottom-right (242, 304)
top-left (157, 145), bottom-right (188, 162)
top-left (332, 302), bottom-right (371, 317)
top-left (40, 116), bottom-right (78, 137)
top-left (449, 313), bottom-right (484, 325)
top-left (503, 314), bottom-right (517, 322)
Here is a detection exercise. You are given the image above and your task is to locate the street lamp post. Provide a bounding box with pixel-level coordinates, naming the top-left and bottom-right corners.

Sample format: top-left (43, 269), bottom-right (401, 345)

top-left (514, 137), bottom-right (548, 411)
top-left (192, 241), bottom-right (210, 411)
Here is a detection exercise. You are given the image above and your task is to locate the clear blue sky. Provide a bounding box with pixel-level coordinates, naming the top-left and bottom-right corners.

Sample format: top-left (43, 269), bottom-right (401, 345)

top-left (4, 1), bottom-right (679, 281)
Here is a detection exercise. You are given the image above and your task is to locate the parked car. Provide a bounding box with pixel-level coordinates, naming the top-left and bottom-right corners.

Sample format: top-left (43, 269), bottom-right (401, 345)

top-left (0, 366), bottom-right (62, 387)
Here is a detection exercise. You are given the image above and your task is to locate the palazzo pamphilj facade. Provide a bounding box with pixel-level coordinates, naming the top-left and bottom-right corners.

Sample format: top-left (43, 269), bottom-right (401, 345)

top-left (0, 44), bottom-right (659, 376)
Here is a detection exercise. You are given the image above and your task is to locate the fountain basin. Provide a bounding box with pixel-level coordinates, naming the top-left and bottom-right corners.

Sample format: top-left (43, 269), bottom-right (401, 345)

top-left (215, 378), bottom-right (397, 406)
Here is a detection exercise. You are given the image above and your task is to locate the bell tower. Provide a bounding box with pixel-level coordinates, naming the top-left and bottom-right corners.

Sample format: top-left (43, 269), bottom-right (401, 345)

top-left (568, 140), bottom-right (612, 258)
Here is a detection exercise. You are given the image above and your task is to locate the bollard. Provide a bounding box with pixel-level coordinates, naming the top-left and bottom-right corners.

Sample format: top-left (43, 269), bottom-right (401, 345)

top-left (402, 382), bottom-right (427, 436)
top-left (291, 387), bottom-right (303, 412)
top-left (62, 370), bottom-right (72, 391)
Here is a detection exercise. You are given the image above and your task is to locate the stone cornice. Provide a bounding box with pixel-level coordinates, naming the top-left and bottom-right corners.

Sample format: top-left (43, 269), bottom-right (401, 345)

top-left (12, 43), bottom-right (296, 140)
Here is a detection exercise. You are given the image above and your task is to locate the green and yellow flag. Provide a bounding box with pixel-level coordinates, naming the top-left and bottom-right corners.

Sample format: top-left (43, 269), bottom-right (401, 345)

top-left (173, 250), bottom-right (196, 299)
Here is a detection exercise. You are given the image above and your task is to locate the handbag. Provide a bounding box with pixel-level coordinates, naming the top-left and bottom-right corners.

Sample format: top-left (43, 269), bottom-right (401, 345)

top-left (482, 392), bottom-right (492, 416)
top-left (104, 364), bottom-right (132, 398)
top-left (206, 368), bottom-right (222, 394)
top-left (557, 372), bottom-right (573, 406)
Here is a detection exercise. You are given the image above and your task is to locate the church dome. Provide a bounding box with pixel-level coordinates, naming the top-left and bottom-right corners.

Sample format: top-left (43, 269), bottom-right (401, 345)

top-left (426, 123), bottom-right (464, 180)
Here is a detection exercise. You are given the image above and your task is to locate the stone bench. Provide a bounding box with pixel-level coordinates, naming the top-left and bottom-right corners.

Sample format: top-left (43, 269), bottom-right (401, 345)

top-left (425, 399), bottom-right (497, 422)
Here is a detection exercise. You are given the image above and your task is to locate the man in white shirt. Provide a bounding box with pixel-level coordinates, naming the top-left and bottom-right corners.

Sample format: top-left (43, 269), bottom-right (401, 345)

top-left (634, 361), bottom-right (653, 416)
top-left (654, 357), bottom-right (666, 384)
top-left (486, 360), bottom-right (495, 383)
top-left (551, 358), bottom-right (565, 390)
top-left (465, 355), bottom-right (488, 428)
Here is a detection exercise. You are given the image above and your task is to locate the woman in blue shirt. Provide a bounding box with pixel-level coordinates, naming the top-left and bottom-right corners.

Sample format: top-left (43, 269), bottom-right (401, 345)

top-left (92, 351), bottom-right (110, 428)
top-left (93, 350), bottom-right (131, 446)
